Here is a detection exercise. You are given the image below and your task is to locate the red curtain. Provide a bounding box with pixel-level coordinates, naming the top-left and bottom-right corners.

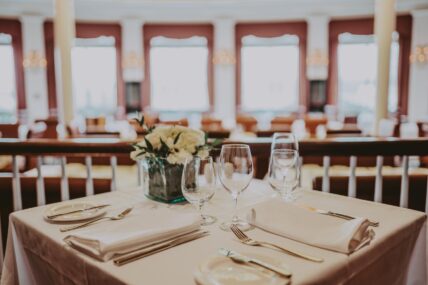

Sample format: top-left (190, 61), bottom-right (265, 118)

top-left (327, 15), bottom-right (412, 114)
top-left (235, 22), bottom-right (308, 109)
top-left (43, 22), bottom-right (124, 116)
top-left (0, 19), bottom-right (26, 113)
top-left (142, 24), bottom-right (214, 110)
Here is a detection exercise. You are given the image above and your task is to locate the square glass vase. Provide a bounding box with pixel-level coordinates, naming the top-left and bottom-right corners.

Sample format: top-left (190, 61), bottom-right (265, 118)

top-left (141, 158), bottom-right (186, 204)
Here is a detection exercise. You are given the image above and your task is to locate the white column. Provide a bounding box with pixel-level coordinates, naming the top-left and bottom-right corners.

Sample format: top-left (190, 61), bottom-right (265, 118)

top-left (213, 19), bottom-right (236, 129)
top-left (374, 0), bottom-right (396, 134)
top-left (20, 15), bottom-right (49, 123)
top-left (408, 10), bottom-right (428, 121)
top-left (306, 15), bottom-right (329, 80)
top-left (120, 18), bottom-right (144, 82)
top-left (54, 0), bottom-right (75, 125)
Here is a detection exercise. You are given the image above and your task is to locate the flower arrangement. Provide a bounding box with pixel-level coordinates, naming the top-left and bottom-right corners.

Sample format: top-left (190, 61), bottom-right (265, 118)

top-left (130, 114), bottom-right (219, 203)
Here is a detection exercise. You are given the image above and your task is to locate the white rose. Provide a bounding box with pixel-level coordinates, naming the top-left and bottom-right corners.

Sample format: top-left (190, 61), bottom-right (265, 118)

top-left (167, 149), bottom-right (192, 165)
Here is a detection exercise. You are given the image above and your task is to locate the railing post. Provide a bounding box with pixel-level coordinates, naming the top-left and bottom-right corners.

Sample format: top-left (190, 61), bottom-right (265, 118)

top-left (374, 156), bottom-right (384, 203)
top-left (110, 156), bottom-right (117, 191)
top-left (85, 156), bottom-right (94, 196)
top-left (322, 156), bottom-right (330, 193)
top-left (36, 156), bottom-right (46, 206)
top-left (60, 156), bottom-right (69, 201)
top-left (400, 156), bottom-right (409, 208)
top-left (348, 156), bottom-right (357, 198)
top-left (12, 155), bottom-right (22, 211)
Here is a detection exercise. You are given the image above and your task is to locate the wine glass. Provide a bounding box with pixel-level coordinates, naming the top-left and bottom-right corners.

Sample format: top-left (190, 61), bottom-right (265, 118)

top-left (218, 144), bottom-right (254, 231)
top-left (268, 149), bottom-right (300, 201)
top-left (181, 156), bottom-right (217, 226)
top-left (271, 132), bottom-right (299, 152)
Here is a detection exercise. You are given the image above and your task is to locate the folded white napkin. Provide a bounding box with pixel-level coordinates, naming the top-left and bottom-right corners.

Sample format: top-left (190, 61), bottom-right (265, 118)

top-left (246, 199), bottom-right (375, 254)
top-left (64, 207), bottom-right (201, 261)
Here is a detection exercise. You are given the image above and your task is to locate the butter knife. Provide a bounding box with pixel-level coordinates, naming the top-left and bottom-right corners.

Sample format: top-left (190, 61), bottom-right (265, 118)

top-left (47, 204), bottom-right (110, 219)
top-left (219, 248), bottom-right (292, 278)
top-left (300, 205), bottom-right (379, 227)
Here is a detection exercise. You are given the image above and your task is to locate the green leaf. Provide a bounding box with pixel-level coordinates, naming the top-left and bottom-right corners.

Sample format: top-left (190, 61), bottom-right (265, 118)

top-left (133, 112), bottom-right (145, 127)
top-left (144, 137), bottom-right (154, 152)
top-left (173, 132), bottom-right (182, 144)
top-left (159, 138), bottom-right (170, 156)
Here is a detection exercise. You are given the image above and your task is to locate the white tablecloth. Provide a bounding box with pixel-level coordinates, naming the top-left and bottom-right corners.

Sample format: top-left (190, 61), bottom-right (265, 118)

top-left (1, 180), bottom-right (426, 285)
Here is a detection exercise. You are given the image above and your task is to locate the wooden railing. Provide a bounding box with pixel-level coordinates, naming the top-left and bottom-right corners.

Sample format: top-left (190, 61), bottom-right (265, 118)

top-left (1, 137), bottom-right (428, 265)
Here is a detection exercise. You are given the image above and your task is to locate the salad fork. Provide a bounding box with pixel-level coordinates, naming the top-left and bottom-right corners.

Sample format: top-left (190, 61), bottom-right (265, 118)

top-left (230, 225), bottom-right (324, 263)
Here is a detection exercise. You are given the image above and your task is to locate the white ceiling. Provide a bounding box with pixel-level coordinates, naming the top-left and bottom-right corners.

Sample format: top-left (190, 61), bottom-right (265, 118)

top-left (0, 0), bottom-right (427, 22)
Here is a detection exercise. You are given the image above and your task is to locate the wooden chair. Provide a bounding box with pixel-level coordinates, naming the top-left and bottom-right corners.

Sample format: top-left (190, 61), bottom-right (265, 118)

top-left (270, 116), bottom-right (295, 131)
top-left (201, 116), bottom-right (223, 131)
top-left (236, 114), bottom-right (258, 132)
top-left (304, 115), bottom-right (328, 135)
top-left (0, 123), bottom-right (19, 138)
top-left (158, 118), bottom-right (189, 127)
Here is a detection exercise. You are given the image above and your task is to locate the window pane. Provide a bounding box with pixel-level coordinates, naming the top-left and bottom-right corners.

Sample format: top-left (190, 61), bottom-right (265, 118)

top-left (337, 33), bottom-right (399, 114)
top-left (150, 36), bottom-right (209, 112)
top-left (72, 37), bottom-right (117, 117)
top-left (241, 35), bottom-right (299, 112)
top-left (0, 34), bottom-right (17, 123)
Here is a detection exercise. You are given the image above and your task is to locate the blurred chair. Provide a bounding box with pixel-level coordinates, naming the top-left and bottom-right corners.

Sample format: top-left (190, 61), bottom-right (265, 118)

top-left (304, 115), bottom-right (328, 135)
top-left (270, 115), bottom-right (294, 131)
top-left (159, 118), bottom-right (189, 127)
top-left (236, 114), bottom-right (258, 132)
top-left (27, 117), bottom-right (68, 139)
top-left (201, 116), bottom-right (223, 131)
top-left (0, 123), bottom-right (19, 138)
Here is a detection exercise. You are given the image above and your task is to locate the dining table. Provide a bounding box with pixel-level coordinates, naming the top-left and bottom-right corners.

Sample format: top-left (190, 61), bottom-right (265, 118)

top-left (0, 179), bottom-right (426, 285)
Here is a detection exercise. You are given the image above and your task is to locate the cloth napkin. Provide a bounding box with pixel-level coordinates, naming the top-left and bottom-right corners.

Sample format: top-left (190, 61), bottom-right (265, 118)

top-left (64, 207), bottom-right (201, 261)
top-left (246, 199), bottom-right (375, 254)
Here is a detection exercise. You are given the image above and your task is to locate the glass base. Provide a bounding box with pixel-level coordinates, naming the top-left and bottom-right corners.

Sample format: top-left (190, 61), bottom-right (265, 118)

top-left (219, 219), bottom-right (253, 232)
top-left (201, 215), bottom-right (217, 226)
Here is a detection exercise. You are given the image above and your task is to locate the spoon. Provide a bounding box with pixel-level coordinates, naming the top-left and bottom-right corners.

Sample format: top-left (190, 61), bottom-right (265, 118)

top-left (60, 208), bottom-right (133, 232)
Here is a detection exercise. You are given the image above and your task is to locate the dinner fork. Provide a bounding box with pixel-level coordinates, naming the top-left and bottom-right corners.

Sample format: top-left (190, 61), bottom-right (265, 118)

top-left (230, 225), bottom-right (324, 263)
top-left (60, 208), bottom-right (133, 232)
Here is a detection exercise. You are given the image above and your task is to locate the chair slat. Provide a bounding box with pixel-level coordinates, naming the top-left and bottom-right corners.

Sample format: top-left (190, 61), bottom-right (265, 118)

top-left (137, 160), bottom-right (143, 187)
top-left (85, 156), bottom-right (94, 196)
top-left (12, 155), bottom-right (22, 211)
top-left (400, 156), bottom-right (409, 208)
top-left (110, 156), bottom-right (117, 191)
top-left (36, 156), bottom-right (46, 206)
top-left (322, 156), bottom-right (330, 193)
top-left (348, 156), bottom-right (357, 198)
top-left (60, 156), bottom-right (69, 201)
top-left (374, 156), bottom-right (384, 203)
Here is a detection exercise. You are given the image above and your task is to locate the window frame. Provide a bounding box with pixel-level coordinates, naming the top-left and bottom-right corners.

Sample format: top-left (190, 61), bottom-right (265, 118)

top-left (235, 22), bottom-right (308, 110)
top-left (142, 24), bottom-right (214, 111)
top-left (327, 16), bottom-right (412, 114)
top-left (0, 19), bottom-right (26, 117)
top-left (44, 22), bottom-right (124, 117)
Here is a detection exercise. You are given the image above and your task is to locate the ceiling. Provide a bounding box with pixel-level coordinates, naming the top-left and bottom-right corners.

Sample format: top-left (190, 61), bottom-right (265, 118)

top-left (0, 0), bottom-right (427, 22)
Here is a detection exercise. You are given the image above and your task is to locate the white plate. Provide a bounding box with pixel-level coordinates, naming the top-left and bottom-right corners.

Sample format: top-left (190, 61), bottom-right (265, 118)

top-left (194, 252), bottom-right (291, 285)
top-left (44, 202), bottom-right (107, 222)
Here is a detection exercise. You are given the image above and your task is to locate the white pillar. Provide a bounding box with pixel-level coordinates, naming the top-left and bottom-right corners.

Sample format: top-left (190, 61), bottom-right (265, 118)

top-left (374, 0), bottom-right (396, 134)
top-left (20, 15), bottom-right (49, 123)
top-left (54, 0), bottom-right (75, 125)
top-left (213, 19), bottom-right (236, 129)
top-left (120, 18), bottom-right (144, 82)
top-left (408, 10), bottom-right (428, 121)
top-left (306, 15), bottom-right (329, 80)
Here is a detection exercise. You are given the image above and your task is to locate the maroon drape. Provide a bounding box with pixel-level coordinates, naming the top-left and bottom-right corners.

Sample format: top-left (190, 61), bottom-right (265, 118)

top-left (43, 22), bottom-right (124, 117)
top-left (327, 15), bottom-right (412, 114)
top-left (235, 22), bottom-right (308, 109)
top-left (0, 19), bottom-right (26, 113)
top-left (142, 24), bottom-right (214, 110)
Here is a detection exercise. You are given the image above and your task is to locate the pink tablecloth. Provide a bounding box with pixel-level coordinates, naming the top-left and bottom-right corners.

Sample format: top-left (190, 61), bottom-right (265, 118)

top-left (1, 180), bottom-right (426, 285)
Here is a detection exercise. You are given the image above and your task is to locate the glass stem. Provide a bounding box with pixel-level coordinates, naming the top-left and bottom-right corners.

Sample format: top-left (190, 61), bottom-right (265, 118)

top-left (198, 202), bottom-right (204, 220)
top-left (232, 194), bottom-right (239, 223)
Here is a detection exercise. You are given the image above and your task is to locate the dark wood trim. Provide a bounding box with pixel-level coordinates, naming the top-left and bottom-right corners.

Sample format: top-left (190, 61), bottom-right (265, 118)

top-left (0, 19), bottom-right (26, 114)
top-left (43, 22), bottom-right (124, 118)
top-left (235, 22), bottom-right (308, 109)
top-left (142, 24), bottom-right (214, 111)
top-left (327, 16), bottom-right (412, 113)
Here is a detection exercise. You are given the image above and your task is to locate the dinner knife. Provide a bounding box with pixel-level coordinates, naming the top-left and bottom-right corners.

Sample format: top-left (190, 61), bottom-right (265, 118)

top-left (47, 204), bottom-right (110, 219)
top-left (299, 205), bottom-right (379, 227)
top-left (218, 248), bottom-right (292, 278)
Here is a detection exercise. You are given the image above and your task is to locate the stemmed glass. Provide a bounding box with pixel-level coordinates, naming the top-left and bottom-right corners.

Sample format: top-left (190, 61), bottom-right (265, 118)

top-left (181, 156), bottom-right (217, 226)
top-left (218, 144), bottom-right (254, 231)
top-left (271, 132), bottom-right (299, 152)
top-left (268, 149), bottom-right (300, 201)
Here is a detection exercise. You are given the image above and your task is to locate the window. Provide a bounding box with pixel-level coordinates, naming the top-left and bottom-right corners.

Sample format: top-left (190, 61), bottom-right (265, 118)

top-left (149, 36), bottom-right (209, 112)
top-left (0, 33), bottom-right (16, 122)
top-left (71, 36), bottom-right (117, 117)
top-left (337, 33), bottom-right (399, 114)
top-left (240, 35), bottom-right (300, 112)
